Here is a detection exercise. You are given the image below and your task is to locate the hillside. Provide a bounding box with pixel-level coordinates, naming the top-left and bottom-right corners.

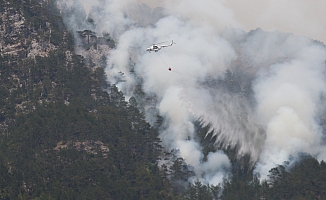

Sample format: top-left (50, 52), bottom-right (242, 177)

top-left (0, 0), bottom-right (177, 199)
top-left (1, 0), bottom-right (326, 200)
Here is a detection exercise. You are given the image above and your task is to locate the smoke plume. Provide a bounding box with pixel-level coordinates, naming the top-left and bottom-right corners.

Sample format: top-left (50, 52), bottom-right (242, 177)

top-left (58, 0), bottom-right (326, 183)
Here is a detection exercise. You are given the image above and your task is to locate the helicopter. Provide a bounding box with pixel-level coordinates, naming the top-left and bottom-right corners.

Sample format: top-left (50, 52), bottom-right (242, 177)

top-left (146, 40), bottom-right (175, 52)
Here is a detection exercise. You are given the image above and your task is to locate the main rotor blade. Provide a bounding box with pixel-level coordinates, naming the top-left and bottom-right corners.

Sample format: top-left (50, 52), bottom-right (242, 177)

top-left (155, 41), bottom-right (169, 45)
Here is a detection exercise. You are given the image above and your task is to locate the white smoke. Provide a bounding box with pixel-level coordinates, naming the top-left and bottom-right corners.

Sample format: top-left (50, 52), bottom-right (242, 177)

top-left (224, 0), bottom-right (326, 44)
top-left (162, 0), bottom-right (326, 43)
top-left (57, 0), bottom-right (326, 184)
top-left (252, 44), bottom-right (326, 179)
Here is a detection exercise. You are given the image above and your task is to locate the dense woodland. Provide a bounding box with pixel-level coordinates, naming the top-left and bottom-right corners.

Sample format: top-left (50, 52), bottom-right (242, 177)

top-left (0, 0), bottom-right (326, 199)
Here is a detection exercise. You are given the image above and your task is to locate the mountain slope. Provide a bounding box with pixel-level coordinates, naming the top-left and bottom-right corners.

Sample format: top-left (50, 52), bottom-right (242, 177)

top-left (0, 0), bottom-right (177, 199)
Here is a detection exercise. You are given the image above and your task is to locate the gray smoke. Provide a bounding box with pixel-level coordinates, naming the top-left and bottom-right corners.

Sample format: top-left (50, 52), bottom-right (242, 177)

top-left (57, 0), bottom-right (326, 183)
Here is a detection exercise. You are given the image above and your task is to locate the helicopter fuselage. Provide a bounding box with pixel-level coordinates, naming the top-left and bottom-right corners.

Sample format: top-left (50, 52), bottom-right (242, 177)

top-left (146, 40), bottom-right (174, 52)
top-left (147, 45), bottom-right (162, 52)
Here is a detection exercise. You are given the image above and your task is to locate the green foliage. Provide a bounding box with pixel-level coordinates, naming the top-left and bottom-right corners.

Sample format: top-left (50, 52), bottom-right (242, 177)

top-left (221, 154), bottom-right (326, 200)
top-left (222, 174), bottom-right (262, 200)
top-left (183, 180), bottom-right (220, 200)
top-left (0, 99), bottom-right (177, 199)
top-left (267, 155), bottom-right (326, 200)
top-left (0, 0), bottom-right (177, 199)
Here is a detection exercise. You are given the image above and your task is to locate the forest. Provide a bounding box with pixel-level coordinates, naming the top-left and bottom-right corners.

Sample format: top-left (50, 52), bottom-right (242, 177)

top-left (0, 0), bottom-right (326, 199)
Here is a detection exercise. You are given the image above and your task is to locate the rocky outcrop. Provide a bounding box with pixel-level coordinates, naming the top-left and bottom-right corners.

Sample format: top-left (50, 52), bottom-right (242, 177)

top-left (54, 140), bottom-right (110, 157)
